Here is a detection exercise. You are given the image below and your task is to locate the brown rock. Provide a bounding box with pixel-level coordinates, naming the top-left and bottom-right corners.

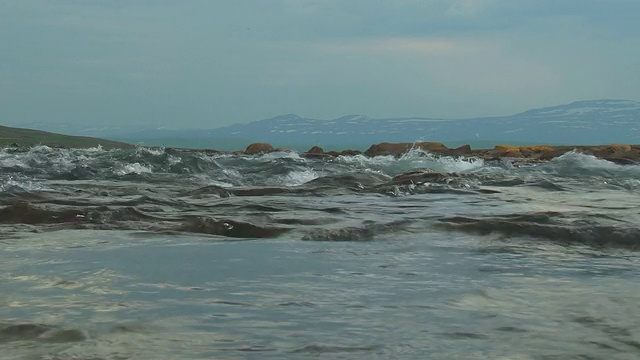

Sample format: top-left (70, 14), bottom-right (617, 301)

top-left (339, 150), bottom-right (362, 156)
top-left (487, 145), bottom-right (524, 158)
top-left (487, 145), bottom-right (558, 159)
top-left (538, 147), bottom-right (572, 161)
top-left (589, 144), bottom-right (632, 158)
top-left (445, 144), bottom-right (472, 156)
top-left (364, 142), bottom-right (448, 157)
top-left (244, 143), bottom-right (274, 155)
top-left (307, 146), bottom-right (324, 154)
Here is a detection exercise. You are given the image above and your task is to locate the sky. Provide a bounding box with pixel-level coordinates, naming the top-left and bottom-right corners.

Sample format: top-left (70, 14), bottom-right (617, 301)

top-left (1, 0), bottom-right (639, 129)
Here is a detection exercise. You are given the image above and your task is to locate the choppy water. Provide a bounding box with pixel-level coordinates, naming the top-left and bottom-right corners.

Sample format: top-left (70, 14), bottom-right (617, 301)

top-left (1, 145), bottom-right (639, 359)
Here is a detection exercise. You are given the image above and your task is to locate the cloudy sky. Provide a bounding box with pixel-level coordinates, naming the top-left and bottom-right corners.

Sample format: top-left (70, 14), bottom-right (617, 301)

top-left (2, 0), bottom-right (639, 128)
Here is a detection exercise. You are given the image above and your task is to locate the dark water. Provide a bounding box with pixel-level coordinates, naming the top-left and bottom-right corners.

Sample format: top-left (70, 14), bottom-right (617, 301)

top-left (1, 145), bottom-right (639, 359)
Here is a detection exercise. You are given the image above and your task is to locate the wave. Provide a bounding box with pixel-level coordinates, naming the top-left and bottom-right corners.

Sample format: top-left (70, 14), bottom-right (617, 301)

top-left (539, 151), bottom-right (640, 179)
top-left (0, 322), bottom-right (87, 343)
top-left (335, 148), bottom-right (485, 176)
top-left (436, 212), bottom-right (640, 250)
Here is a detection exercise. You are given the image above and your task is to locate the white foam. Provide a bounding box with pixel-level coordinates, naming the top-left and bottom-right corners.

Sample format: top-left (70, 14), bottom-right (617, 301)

top-left (116, 163), bottom-right (153, 176)
top-left (257, 151), bottom-right (305, 161)
top-left (548, 151), bottom-right (640, 178)
top-left (337, 148), bottom-right (485, 176)
top-left (280, 169), bottom-right (320, 186)
top-left (0, 176), bottom-right (44, 192)
top-left (136, 146), bottom-right (166, 156)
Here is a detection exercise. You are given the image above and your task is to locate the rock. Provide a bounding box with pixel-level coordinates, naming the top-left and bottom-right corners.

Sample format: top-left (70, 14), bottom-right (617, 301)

top-left (244, 143), bottom-right (274, 155)
top-left (364, 142), bottom-right (448, 157)
top-left (588, 144), bottom-right (633, 158)
top-left (445, 144), bottom-right (472, 156)
top-left (302, 146), bottom-right (331, 159)
top-left (339, 149), bottom-right (362, 156)
top-left (487, 145), bottom-right (557, 159)
top-left (307, 146), bottom-right (324, 154)
top-left (538, 147), bottom-right (572, 161)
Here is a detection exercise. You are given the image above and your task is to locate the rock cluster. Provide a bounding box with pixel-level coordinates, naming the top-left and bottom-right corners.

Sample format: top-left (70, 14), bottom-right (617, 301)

top-left (237, 142), bottom-right (640, 164)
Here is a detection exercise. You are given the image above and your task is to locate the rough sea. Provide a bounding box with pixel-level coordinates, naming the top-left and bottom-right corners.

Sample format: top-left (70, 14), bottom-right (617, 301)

top-left (1, 145), bottom-right (639, 359)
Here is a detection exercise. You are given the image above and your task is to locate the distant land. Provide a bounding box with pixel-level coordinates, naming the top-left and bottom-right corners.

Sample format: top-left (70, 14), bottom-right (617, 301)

top-left (0, 125), bottom-right (133, 149)
top-left (5, 99), bottom-right (640, 150)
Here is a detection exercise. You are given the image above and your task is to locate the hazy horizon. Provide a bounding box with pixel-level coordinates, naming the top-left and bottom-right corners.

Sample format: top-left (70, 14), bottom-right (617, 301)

top-left (2, 1), bottom-right (639, 130)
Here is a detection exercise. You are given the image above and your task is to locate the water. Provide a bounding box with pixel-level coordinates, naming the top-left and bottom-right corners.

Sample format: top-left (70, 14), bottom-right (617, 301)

top-left (1, 145), bottom-right (639, 359)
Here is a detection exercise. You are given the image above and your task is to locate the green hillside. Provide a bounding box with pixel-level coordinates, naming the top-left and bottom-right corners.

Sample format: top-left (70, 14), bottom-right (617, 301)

top-left (0, 125), bottom-right (134, 149)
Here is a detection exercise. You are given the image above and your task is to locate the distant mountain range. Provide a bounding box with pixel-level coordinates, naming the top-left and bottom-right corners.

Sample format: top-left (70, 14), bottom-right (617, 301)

top-left (6, 99), bottom-right (640, 150)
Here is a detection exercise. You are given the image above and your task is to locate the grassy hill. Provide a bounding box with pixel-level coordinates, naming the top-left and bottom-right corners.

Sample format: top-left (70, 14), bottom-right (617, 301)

top-left (0, 125), bottom-right (134, 149)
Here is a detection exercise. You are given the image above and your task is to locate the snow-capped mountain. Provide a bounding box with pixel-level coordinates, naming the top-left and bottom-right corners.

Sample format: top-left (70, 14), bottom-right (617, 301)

top-left (8, 99), bottom-right (640, 149)
top-left (197, 99), bottom-right (640, 148)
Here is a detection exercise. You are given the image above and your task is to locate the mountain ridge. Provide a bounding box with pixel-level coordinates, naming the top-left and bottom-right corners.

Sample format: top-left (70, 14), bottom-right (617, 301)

top-left (5, 99), bottom-right (639, 150)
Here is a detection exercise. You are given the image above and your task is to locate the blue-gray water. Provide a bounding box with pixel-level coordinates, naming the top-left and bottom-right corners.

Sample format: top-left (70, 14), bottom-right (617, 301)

top-left (1, 145), bottom-right (639, 359)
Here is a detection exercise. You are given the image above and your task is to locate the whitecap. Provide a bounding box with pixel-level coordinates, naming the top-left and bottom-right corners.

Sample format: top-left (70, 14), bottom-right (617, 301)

top-left (115, 163), bottom-right (153, 176)
top-left (336, 148), bottom-right (485, 176)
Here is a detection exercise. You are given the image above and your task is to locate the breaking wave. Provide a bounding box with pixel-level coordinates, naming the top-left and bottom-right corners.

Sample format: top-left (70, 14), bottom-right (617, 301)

top-left (1, 145), bottom-right (639, 249)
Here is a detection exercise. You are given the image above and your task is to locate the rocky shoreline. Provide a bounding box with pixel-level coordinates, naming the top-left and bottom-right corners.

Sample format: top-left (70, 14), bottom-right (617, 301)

top-left (239, 141), bottom-right (640, 165)
top-left (4, 140), bottom-right (640, 165)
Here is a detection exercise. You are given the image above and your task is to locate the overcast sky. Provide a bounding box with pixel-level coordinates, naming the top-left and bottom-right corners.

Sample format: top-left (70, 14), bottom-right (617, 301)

top-left (1, 0), bottom-right (639, 128)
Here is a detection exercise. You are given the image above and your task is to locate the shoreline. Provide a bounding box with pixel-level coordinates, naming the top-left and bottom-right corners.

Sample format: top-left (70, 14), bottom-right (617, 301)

top-left (3, 140), bottom-right (640, 165)
top-left (241, 142), bottom-right (640, 165)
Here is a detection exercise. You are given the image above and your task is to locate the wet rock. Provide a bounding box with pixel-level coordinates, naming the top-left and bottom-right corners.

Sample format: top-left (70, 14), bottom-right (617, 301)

top-left (486, 145), bottom-right (556, 159)
top-left (244, 143), bottom-right (274, 155)
top-left (302, 146), bottom-right (332, 159)
top-left (586, 144), bottom-right (640, 162)
top-left (307, 146), bottom-right (324, 154)
top-left (180, 217), bottom-right (289, 238)
top-left (444, 144), bottom-right (472, 156)
top-left (339, 149), bottom-right (363, 156)
top-left (538, 147), bottom-right (573, 161)
top-left (364, 142), bottom-right (448, 157)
